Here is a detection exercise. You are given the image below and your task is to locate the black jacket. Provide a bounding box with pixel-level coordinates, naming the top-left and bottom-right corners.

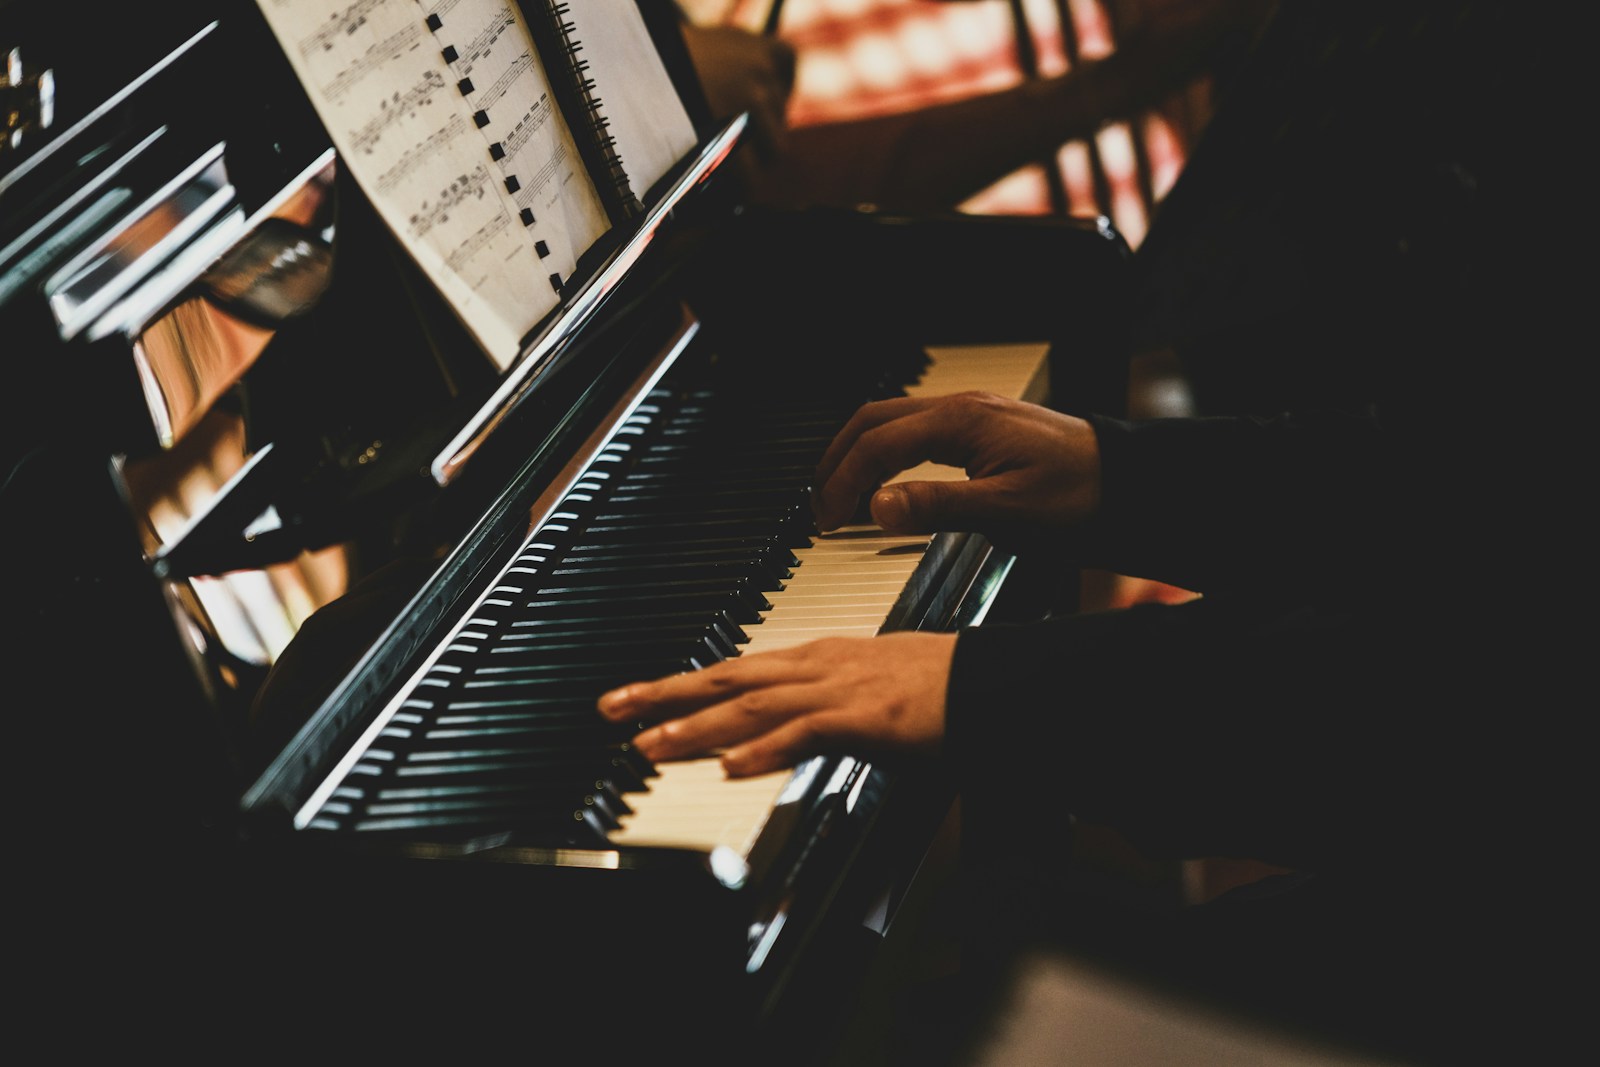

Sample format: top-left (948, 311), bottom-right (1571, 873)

top-left (943, 2), bottom-right (1581, 1059)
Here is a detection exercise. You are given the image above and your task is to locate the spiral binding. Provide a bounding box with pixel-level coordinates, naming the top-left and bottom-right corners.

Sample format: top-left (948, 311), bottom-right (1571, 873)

top-left (547, 2), bottom-right (642, 220)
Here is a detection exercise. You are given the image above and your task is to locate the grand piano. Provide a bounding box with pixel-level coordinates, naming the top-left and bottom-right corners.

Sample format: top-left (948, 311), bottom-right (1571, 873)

top-left (2, 0), bottom-right (1130, 1056)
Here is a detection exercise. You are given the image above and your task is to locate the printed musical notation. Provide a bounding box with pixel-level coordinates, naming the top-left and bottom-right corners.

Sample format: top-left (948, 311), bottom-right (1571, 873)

top-left (447, 5), bottom-right (516, 77)
top-left (375, 114), bottom-right (469, 193)
top-left (430, 0), bottom-right (606, 261)
top-left (444, 215), bottom-right (510, 275)
top-left (469, 50), bottom-right (534, 113)
top-left (254, 0), bottom-right (608, 370)
top-left (255, 0), bottom-right (695, 367)
top-left (300, 0), bottom-right (385, 55)
top-left (348, 68), bottom-right (448, 155)
top-left (408, 166), bottom-right (493, 239)
top-left (315, 21), bottom-right (424, 102)
top-left (492, 100), bottom-right (551, 170)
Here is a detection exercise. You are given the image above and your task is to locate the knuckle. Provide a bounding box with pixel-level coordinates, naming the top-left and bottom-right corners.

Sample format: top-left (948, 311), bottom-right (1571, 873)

top-left (946, 390), bottom-right (1002, 420)
top-left (730, 691), bottom-right (771, 720)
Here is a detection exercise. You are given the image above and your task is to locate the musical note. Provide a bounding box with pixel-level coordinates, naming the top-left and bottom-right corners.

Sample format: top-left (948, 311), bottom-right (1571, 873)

top-left (437, 9), bottom-right (517, 78)
top-left (462, 50), bottom-right (533, 112)
top-left (444, 215), bottom-right (511, 274)
top-left (407, 165), bottom-right (493, 239)
top-left (491, 95), bottom-right (553, 164)
top-left (375, 114), bottom-right (469, 192)
top-left (347, 68), bottom-right (447, 154)
top-left (318, 23), bottom-right (427, 101)
top-left (417, 0), bottom-right (464, 24)
top-left (301, 0), bottom-right (384, 54)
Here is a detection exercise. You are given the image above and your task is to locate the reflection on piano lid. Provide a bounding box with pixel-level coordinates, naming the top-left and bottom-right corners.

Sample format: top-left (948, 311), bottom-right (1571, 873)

top-left (1, 6), bottom-right (337, 460)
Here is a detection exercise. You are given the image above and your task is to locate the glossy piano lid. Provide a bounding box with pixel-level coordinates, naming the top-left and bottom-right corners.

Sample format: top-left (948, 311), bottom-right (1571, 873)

top-left (0, 0), bottom-right (217, 182)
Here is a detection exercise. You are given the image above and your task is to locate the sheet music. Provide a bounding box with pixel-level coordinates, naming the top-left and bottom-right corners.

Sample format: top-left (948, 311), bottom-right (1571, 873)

top-left (254, 0), bottom-right (609, 370)
top-left (561, 0), bottom-right (699, 199)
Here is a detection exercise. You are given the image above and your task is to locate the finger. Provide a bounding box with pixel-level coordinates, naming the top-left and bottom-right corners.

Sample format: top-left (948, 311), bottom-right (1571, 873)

top-left (720, 689), bottom-right (941, 777)
top-left (595, 648), bottom-right (814, 724)
top-left (812, 397), bottom-right (961, 531)
top-left (594, 674), bottom-right (713, 727)
top-left (811, 396), bottom-right (933, 516)
top-left (721, 709), bottom-right (841, 778)
top-left (815, 398), bottom-right (989, 531)
top-left (870, 470), bottom-right (1025, 534)
top-left (631, 677), bottom-right (837, 764)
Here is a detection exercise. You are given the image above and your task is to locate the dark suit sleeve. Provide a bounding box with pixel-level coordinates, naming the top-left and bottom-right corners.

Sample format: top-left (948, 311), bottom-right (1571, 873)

top-left (1075, 409), bottom-right (1400, 604)
top-left (943, 598), bottom-right (1485, 874)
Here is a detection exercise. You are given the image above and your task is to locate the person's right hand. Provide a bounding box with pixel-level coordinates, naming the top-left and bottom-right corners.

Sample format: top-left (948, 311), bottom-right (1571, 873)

top-left (810, 391), bottom-right (1103, 555)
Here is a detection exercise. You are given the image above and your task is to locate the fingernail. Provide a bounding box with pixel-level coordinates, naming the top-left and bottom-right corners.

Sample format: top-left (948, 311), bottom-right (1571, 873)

top-left (632, 727), bottom-right (661, 759)
top-left (596, 685), bottom-right (634, 716)
top-left (872, 487), bottom-right (909, 529)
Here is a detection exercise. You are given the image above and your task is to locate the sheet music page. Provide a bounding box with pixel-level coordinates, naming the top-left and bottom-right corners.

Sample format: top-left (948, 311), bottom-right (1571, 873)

top-left (563, 0), bottom-right (699, 199)
top-left (254, 0), bottom-right (610, 370)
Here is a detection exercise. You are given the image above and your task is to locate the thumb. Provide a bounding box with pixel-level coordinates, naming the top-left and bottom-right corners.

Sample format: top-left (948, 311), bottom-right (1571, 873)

top-left (871, 480), bottom-right (988, 533)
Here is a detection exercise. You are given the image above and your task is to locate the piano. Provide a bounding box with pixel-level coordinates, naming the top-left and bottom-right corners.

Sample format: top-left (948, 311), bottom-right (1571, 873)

top-left (2, 0), bottom-right (1130, 1056)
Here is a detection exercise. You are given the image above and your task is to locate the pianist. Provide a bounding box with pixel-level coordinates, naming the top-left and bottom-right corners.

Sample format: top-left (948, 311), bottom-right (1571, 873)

top-left (599, 1), bottom-right (1579, 1061)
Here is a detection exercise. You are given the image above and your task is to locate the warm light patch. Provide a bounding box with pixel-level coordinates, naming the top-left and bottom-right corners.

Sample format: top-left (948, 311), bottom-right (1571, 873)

top-left (719, 0), bottom-right (1196, 236)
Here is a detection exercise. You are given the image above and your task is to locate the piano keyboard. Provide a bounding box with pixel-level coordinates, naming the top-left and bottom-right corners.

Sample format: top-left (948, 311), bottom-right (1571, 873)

top-left (610, 342), bottom-right (1047, 854)
top-left (298, 340), bottom-right (1048, 863)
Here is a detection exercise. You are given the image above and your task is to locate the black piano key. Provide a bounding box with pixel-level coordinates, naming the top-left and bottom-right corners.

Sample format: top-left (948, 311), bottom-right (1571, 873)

top-left (386, 717), bottom-right (632, 747)
top-left (567, 530), bottom-right (802, 557)
top-left (364, 775), bottom-right (632, 817)
top-left (587, 503), bottom-right (807, 529)
top-left (454, 665), bottom-right (694, 691)
top-left (630, 457), bottom-right (820, 479)
top-left (374, 736), bottom-right (649, 796)
top-left (317, 770), bottom-right (624, 844)
top-left (613, 460), bottom-right (815, 481)
top-left (492, 622), bottom-right (744, 659)
top-left (391, 750), bottom-right (650, 793)
top-left (382, 752), bottom-right (638, 789)
top-left (557, 542), bottom-right (799, 573)
top-left (541, 559), bottom-right (787, 594)
top-left (492, 606), bottom-right (751, 644)
top-left (640, 431), bottom-right (836, 453)
top-left (579, 516), bottom-right (812, 548)
top-left (592, 494), bottom-right (805, 517)
top-left (518, 589), bottom-right (770, 626)
top-left (522, 571), bottom-right (778, 600)
top-left (502, 611), bottom-right (751, 646)
top-left (365, 771), bottom-right (640, 832)
top-left (374, 771), bottom-right (643, 806)
top-left (474, 631), bottom-right (727, 658)
top-left (349, 800), bottom-right (616, 839)
top-left (459, 640), bottom-right (729, 677)
top-left (309, 365), bottom-right (915, 846)
top-left (384, 742), bottom-right (655, 787)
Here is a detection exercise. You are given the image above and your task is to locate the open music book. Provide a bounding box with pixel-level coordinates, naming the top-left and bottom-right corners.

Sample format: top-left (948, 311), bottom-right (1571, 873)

top-left (254, 0), bottom-right (699, 370)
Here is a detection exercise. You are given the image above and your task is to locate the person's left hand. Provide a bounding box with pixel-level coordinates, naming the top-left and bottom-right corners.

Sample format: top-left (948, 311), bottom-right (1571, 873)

top-left (596, 631), bottom-right (958, 778)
